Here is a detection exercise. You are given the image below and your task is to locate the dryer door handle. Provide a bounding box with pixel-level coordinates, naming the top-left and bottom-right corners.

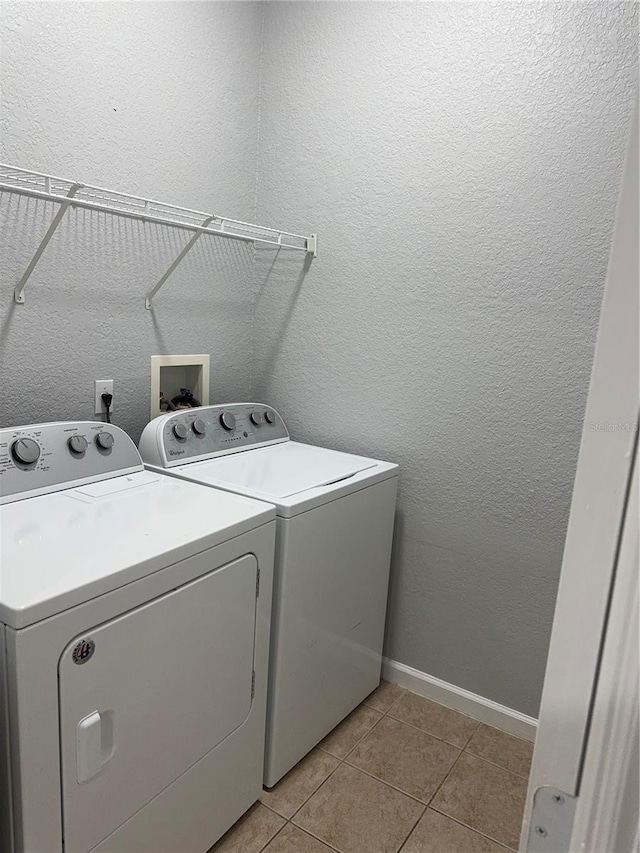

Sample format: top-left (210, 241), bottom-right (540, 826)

top-left (76, 710), bottom-right (115, 783)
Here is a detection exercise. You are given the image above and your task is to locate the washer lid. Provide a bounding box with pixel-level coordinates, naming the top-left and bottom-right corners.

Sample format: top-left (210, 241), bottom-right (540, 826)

top-left (178, 442), bottom-right (377, 498)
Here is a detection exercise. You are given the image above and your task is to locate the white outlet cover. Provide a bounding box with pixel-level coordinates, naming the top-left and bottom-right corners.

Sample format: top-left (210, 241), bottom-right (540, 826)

top-left (94, 379), bottom-right (114, 415)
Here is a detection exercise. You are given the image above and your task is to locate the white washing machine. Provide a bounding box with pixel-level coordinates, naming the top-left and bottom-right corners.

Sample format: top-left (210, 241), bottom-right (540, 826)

top-left (139, 403), bottom-right (398, 786)
top-left (0, 420), bottom-right (275, 853)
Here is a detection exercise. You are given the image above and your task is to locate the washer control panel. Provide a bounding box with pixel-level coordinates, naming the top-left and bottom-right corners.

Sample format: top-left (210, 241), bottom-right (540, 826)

top-left (0, 422), bottom-right (143, 505)
top-left (139, 403), bottom-right (289, 468)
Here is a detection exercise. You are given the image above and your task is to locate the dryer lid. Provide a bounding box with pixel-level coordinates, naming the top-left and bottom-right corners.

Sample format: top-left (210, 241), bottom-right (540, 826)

top-left (0, 471), bottom-right (274, 628)
top-left (180, 442), bottom-right (377, 498)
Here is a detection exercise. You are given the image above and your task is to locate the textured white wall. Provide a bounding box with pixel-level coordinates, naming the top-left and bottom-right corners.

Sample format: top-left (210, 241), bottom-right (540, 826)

top-left (1, 1), bottom-right (637, 717)
top-left (254, 2), bottom-right (638, 715)
top-left (0, 1), bottom-right (263, 440)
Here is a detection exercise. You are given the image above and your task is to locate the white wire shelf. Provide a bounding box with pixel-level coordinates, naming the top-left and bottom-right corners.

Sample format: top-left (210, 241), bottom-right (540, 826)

top-left (0, 164), bottom-right (317, 308)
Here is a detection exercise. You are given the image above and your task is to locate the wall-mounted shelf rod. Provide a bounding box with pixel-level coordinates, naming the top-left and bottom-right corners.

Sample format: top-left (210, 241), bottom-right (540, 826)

top-left (0, 164), bottom-right (318, 307)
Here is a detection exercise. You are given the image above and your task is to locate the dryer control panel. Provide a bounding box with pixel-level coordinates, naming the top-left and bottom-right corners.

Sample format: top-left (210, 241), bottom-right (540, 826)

top-left (0, 422), bottom-right (143, 505)
top-left (139, 403), bottom-right (289, 468)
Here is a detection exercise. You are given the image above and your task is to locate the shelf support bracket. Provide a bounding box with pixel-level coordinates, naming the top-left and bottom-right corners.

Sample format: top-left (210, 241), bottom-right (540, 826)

top-left (307, 233), bottom-right (318, 257)
top-left (145, 215), bottom-right (215, 310)
top-left (14, 183), bottom-right (83, 304)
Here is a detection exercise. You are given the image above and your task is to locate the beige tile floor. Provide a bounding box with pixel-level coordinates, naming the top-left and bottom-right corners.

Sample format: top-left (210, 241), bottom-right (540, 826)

top-left (211, 682), bottom-right (533, 853)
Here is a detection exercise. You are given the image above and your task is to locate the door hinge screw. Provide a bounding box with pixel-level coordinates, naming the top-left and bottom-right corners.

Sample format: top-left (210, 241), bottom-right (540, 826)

top-left (535, 826), bottom-right (548, 838)
top-left (552, 793), bottom-right (565, 805)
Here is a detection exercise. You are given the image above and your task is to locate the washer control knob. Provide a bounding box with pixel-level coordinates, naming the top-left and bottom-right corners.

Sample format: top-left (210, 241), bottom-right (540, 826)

top-left (173, 423), bottom-right (188, 440)
top-left (68, 435), bottom-right (88, 455)
top-left (11, 438), bottom-right (40, 465)
top-left (192, 418), bottom-right (206, 436)
top-left (95, 431), bottom-right (114, 450)
top-left (220, 412), bottom-right (236, 431)
top-left (264, 411), bottom-right (275, 425)
top-left (250, 411), bottom-right (263, 426)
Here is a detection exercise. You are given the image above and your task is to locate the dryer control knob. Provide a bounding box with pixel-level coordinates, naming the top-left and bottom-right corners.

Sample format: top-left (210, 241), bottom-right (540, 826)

top-left (250, 411), bottom-right (263, 426)
top-left (264, 411), bottom-right (275, 424)
top-left (173, 423), bottom-right (188, 440)
top-left (192, 418), bottom-right (206, 436)
top-left (68, 435), bottom-right (88, 455)
top-left (11, 438), bottom-right (40, 465)
top-left (220, 412), bottom-right (236, 431)
top-left (96, 431), bottom-right (114, 450)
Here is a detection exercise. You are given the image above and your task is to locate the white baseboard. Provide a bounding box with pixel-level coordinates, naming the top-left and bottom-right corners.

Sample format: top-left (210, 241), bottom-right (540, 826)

top-left (382, 657), bottom-right (538, 742)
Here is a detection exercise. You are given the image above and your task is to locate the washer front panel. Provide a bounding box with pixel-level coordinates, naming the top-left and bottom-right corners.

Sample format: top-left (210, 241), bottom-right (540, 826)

top-left (265, 476), bottom-right (398, 784)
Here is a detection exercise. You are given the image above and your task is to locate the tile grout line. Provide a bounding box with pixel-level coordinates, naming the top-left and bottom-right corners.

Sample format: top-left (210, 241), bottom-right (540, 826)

top-left (394, 802), bottom-right (517, 853)
top-left (384, 686), bottom-right (481, 726)
top-left (383, 689), bottom-right (482, 750)
top-left (394, 801), bottom-right (428, 853)
top-left (316, 707), bottom-right (387, 763)
top-left (261, 818), bottom-right (344, 853)
top-left (462, 720), bottom-right (482, 749)
top-left (286, 818), bottom-right (345, 853)
top-left (385, 708), bottom-right (479, 748)
top-left (463, 746), bottom-right (533, 780)
top-left (338, 757), bottom-right (438, 808)
top-left (269, 753), bottom-right (345, 823)
top-left (421, 742), bottom-right (467, 809)
top-left (285, 735), bottom-right (359, 823)
top-left (416, 699), bottom-right (487, 807)
top-left (429, 804), bottom-right (518, 852)
top-left (254, 818), bottom-right (286, 853)
top-left (227, 802), bottom-right (282, 853)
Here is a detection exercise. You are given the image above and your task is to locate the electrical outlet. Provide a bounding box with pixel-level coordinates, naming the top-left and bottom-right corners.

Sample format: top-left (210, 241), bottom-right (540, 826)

top-left (94, 380), bottom-right (114, 416)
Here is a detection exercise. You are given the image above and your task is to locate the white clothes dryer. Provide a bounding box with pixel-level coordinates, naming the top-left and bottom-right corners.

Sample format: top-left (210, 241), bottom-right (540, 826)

top-left (139, 403), bottom-right (398, 786)
top-left (0, 421), bottom-right (275, 853)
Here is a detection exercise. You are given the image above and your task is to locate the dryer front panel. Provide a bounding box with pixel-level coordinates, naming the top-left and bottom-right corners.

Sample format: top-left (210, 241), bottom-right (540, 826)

top-left (58, 554), bottom-right (258, 853)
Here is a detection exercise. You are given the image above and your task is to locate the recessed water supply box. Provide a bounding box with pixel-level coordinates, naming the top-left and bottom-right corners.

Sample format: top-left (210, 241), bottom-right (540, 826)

top-left (150, 354), bottom-right (210, 419)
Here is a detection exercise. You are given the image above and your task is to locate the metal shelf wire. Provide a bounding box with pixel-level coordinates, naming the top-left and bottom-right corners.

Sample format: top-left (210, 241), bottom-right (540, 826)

top-left (0, 164), bottom-right (317, 308)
